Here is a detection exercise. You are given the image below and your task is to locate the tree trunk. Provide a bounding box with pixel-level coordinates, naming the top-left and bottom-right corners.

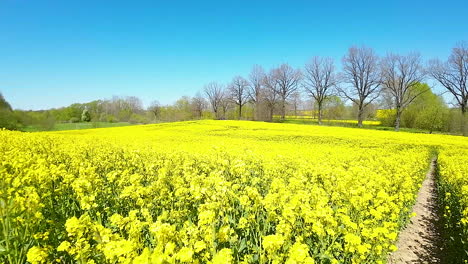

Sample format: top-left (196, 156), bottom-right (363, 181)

top-left (254, 102), bottom-right (259, 121)
top-left (395, 107), bottom-right (401, 132)
top-left (269, 107), bottom-right (274, 122)
top-left (281, 99), bottom-right (286, 120)
top-left (357, 105), bottom-right (364, 128)
top-left (462, 106), bottom-right (467, 136)
top-left (318, 102), bottom-right (323, 125)
top-left (395, 113), bottom-right (401, 131)
top-left (255, 92), bottom-right (261, 121)
top-left (239, 105), bottom-right (242, 120)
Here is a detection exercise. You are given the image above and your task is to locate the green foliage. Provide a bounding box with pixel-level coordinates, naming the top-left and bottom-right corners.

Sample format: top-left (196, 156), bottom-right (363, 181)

top-left (401, 83), bottom-right (448, 133)
top-left (39, 111), bottom-right (56, 131)
top-left (350, 102), bottom-right (377, 121)
top-left (377, 83), bottom-right (450, 133)
top-left (22, 122), bottom-right (132, 132)
top-left (0, 109), bottom-right (19, 130)
top-left (376, 109), bottom-right (396, 127)
top-left (129, 113), bottom-right (149, 124)
top-left (106, 115), bottom-right (117, 123)
top-left (323, 96), bottom-right (346, 120)
top-left (445, 109), bottom-right (468, 135)
top-left (70, 117), bottom-right (80, 123)
top-left (0, 93), bottom-right (18, 130)
top-left (64, 103), bottom-right (84, 121)
top-left (0, 93), bottom-right (12, 111)
top-left (81, 109), bottom-right (91, 122)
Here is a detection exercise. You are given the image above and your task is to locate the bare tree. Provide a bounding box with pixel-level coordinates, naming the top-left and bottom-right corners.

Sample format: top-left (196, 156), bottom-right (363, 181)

top-left (289, 91), bottom-right (303, 117)
top-left (273, 64), bottom-right (302, 120)
top-left (248, 65), bottom-right (265, 120)
top-left (381, 53), bottom-right (427, 131)
top-left (303, 57), bottom-right (337, 124)
top-left (339, 46), bottom-right (381, 127)
top-left (124, 96), bottom-right (144, 113)
top-left (378, 88), bottom-right (395, 110)
top-left (191, 92), bottom-right (206, 119)
top-left (220, 93), bottom-right (231, 119)
top-left (228, 76), bottom-right (249, 119)
top-left (263, 70), bottom-right (280, 121)
top-left (428, 42), bottom-right (468, 136)
top-left (148, 100), bottom-right (162, 120)
top-left (204, 82), bottom-right (224, 119)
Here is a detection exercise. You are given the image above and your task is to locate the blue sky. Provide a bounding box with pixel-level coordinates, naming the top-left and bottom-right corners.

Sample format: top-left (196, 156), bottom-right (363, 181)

top-left (1, 0), bottom-right (467, 110)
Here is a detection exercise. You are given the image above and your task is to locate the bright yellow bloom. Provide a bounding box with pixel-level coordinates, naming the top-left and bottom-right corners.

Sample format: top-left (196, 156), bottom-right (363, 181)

top-left (2, 120), bottom-right (467, 263)
top-left (212, 248), bottom-right (233, 264)
top-left (26, 246), bottom-right (48, 264)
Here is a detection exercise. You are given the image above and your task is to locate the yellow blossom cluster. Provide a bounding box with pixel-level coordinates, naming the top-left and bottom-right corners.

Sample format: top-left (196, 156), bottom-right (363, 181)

top-left (438, 146), bottom-right (468, 262)
top-left (1, 120), bottom-right (467, 263)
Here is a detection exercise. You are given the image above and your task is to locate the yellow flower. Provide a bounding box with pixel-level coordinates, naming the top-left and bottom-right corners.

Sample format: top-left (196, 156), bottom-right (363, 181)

top-left (194, 240), bottom-right (207, 253)
top-left (262, 234), bottom-right (285, 253)
top-left (237, 217), bottom-right (248, 229)
top-left (212, 248), bottom-right (233, 264)
top-left (285, 242), bottom-right (314, 264)
top-left (27, 246), bottom-right (48, 264)
top-left (3, 119), bottom-right (468, 263)
top-left (177, 247), bottom-right (194, 263)
top-left (57, 241), bottom-right (71, 252)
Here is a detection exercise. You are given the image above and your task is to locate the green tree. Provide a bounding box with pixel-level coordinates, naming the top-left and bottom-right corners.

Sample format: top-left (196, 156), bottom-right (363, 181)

top-left (376, 109), bottom-right (396, 127)
top-left (0, 93), bottom-right (12, 111)
top-left (81, 109), bottom-right (91, 122)
top-left (64, 103), bottom-right (84, 121)
top-left (401, 83), bottom-right (448, 133)
top-left (323, 96), bottom-right (346, 120)
top-left (0, 92), bottom-right (18, 130)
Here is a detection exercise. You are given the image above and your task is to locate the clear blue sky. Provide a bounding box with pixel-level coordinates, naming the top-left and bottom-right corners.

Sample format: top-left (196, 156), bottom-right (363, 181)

top-left (1, 0), bottom-right (467, 110)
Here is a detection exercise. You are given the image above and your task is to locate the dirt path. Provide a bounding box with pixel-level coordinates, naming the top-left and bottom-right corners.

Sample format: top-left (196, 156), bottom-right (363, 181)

top-left (388, 158), bottom-right (444, 264)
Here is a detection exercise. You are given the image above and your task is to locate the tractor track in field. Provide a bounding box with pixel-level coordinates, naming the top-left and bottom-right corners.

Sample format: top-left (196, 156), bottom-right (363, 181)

top-left (388, 158), bottom-right (445, 264)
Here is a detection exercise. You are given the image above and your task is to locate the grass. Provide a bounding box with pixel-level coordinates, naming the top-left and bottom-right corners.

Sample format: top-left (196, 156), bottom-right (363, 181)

top-left (21, 122), bottom-right (133, 132)
top-left (273, 117), bottom-right (452, 135)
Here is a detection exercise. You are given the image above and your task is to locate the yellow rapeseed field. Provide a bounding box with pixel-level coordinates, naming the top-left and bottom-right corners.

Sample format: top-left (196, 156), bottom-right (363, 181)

top-left (438, 146), bottom-right (468, 261)
top-left (1, 120), bottom-right (467, 264)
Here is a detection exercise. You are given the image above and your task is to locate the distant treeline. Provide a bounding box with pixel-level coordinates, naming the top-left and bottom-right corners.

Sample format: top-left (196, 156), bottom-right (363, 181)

top-left (1, 43), bottom-right (467, 135)
top-left (0, 87), bottom-right (461, 135)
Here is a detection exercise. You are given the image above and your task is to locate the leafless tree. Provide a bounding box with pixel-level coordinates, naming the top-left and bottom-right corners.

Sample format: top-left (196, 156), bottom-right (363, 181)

top-left (303, 57), bottom-right (337, 124)
top-left (381, 53), bottom-right (427, 131)
top-left (124, 96), bottom-right (144, 113)
top-left (103, 96), bottom-right (144, 121)
top-left (378, 88), bottom-right (395, 110)
top-left (339, 46), bottom-right (381, 127)
top-left (148, 100), bottom-right (162, 120)
top-left (191, 92), bottom-right (206, 119)
top-left (228, 76), bottom-right (249, 119)
top-left (263, 70), bottom-right (280, 121)
top-left (289, 91), bottom-right (303, 117)
top-left (428, 42), bottom-right (468, 136)
top-left (248, 65), bottom-right (266, 120)
top-left (204, 82), bottom-right (224, 119)
top-left (272, 64), bottom-right (302, 120)
top-left (220, 94), bottom-right (231, 119)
